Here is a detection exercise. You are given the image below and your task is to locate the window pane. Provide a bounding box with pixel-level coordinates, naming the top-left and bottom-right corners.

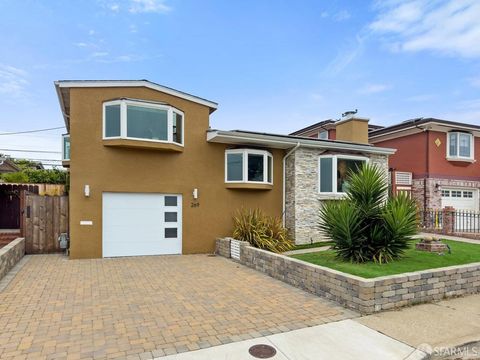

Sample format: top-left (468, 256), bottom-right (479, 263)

top-left (105, 105), bottom-right (121, 137)
top-left (319, 157), bottom-right (333, 192)
top-left (127, 105), bottom-right (168, 140)
top-left (267, 156), bottom-right (272, 183)
top-left (318, 131), bottom-right (328, 140)
top-left (459, 133), bottom-right (471, 157)
top-left (337, 158), bottom-right (364, 193)
top-left (165, 228), bottom-right (177, 238)
top-left (165, 212), bottom-right (177, 222)
top-left (248, 154), bottom-right (264, 182)
top-left (63, 136), bottom-right (70, 160)
top-left (449, 133), bottom-right (457, 157)
top-left (165, 196), bottom-right (177, 206)
top-left (227, 153), bottom-right (243, 181)
top-left (173, 112), bottom-right (183, 144)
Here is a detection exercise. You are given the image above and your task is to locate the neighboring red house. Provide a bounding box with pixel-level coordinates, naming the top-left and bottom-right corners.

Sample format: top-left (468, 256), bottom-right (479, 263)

top-left (369, 118), bottom-right (480, 212)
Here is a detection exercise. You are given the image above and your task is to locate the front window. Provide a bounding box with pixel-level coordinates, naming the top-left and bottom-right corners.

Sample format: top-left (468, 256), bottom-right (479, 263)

top-left (319, 155), bottom-right (367, 194)
top-left (103, 99), bottom-right (184, 145)
top-left (225, 149), bottom-right (273, 184)
top-left (448, 132), bottom-right (473, 160)
top-left (62, 134), bottom-right (70, 161)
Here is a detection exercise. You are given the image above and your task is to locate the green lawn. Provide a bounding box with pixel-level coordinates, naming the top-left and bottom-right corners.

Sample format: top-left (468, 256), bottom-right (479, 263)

top-left (291, 240), bottom-right (480, 279)
top-left (292, 241), bottom-right (335, 251)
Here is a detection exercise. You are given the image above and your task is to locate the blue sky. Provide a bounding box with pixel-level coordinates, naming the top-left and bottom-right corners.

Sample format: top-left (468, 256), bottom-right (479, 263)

top-left (0, 0), bottom-right (479, 164)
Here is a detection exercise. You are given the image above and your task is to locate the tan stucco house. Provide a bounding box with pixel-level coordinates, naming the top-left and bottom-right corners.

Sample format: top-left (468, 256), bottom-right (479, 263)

top-left (55, 80), bottom-right (395, 259)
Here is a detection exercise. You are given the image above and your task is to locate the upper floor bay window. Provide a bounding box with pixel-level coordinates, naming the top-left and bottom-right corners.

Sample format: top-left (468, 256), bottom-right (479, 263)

top-left (225, 149), bottom-right (273, 184)
top-left (103, 99), bottom-right (184, 145)
top-left (318, 155), bottom-right (367, 194)
top-left (448, 132), bottom-right (474, 161)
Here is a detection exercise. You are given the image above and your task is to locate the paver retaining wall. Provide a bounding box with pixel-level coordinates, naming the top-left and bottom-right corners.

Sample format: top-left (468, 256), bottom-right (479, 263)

top-left (0, 238), bottom-right (25, 281)
top-left (216, 238), bottom-right (480, 314)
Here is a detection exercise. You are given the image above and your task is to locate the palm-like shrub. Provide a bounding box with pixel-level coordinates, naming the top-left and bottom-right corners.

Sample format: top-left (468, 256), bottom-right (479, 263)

top-left (319, 164), bottom-right (418, 263)
top-left (233, 208), bottom-right (293, 253)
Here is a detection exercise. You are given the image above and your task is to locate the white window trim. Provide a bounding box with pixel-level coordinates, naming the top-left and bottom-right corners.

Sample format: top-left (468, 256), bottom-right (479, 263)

top-left (62, 134), bottom-right (70, 161)
top-left (318, 154), bottom-right (369, 195)
top-left (225, 149), bottom-right (273, 185)
top-left (103, 99), bottom-right (185, 146)
top-left (446, 132), bottom-right (474, 161)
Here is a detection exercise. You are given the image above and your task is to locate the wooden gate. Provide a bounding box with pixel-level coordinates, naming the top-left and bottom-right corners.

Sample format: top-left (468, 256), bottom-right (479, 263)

top-left (24, 194), bottom-right (68, 254)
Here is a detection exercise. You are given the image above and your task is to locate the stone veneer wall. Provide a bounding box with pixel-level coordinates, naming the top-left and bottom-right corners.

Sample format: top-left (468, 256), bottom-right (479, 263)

top-left (413, 177), bottom-right (480, 211)
top-left (285, 148), bottom-right (389, 244)
top-left (216, 238), bottom-right (480, 314)
top-left (215, 238), bottom-right (231, 258)
top-left (0, 238), bottom-right (25, 281)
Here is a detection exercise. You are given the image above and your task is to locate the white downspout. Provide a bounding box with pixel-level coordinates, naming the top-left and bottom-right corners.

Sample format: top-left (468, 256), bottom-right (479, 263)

top-left (282, 143), bottom-right (300, 226)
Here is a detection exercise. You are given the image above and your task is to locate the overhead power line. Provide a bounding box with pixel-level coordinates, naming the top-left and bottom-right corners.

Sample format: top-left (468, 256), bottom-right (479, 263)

top-left (0, 148), bottom-right (61, 154)
top-left (0, 126), bottom-right (65, 136)
top-left (12, 157), bottom-right (62, 162)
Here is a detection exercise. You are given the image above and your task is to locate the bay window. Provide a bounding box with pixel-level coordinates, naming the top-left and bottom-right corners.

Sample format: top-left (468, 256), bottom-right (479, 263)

top-left (448, 132), bottom-right (473, 160)
top-left (225, 149), bottom-right (273, 184)
top-left (318, 155), bottom-right (367, 194)
top-left (103, 99), bottom-right (184, 145)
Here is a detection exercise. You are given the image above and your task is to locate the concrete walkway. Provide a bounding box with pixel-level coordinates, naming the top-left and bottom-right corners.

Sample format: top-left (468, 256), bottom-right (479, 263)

top-left (158, 319), bottom-right (427, 360)
top-left (357, 295), bottom-right (480, 357)
top-left (284, 245), bottom-right (331, 255)
top-left (416, 232), bottom-right (480, 244)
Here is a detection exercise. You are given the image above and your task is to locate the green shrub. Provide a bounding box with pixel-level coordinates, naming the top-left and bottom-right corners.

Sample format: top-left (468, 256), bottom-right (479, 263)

top-left (319, 163), bottom-right (418, 264)
top-left (1, 172), bottom-right (29, 183)
top-left (233, 208), bottom-right (293, 253)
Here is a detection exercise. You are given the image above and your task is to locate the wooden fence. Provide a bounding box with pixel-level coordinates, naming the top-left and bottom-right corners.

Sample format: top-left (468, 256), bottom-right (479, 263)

top-left (24, 194), bottom-right (68, 254)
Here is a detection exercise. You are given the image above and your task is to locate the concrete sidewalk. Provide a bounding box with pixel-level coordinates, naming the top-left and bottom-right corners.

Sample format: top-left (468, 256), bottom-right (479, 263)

top-left (357, 294), bottom-right (480, 351)
top-left (158, 319), bottom-right (427, 360)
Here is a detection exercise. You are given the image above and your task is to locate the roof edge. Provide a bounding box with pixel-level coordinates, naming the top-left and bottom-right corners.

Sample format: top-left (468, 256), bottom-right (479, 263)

top-left (54, 80), bottom-right (218, 111)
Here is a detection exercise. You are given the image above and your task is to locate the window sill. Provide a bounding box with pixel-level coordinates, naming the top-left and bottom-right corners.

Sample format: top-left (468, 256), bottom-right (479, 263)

top-left (225, 183), bottom-right (273, 190)
top-left (318, 193), bottom-right (347, 200)
top-left (103, 139), bottom-right (184, 152)
top-left (446, 157), bottom-right (475, 163)
top-left (62, 160), bottom-right (70, 168)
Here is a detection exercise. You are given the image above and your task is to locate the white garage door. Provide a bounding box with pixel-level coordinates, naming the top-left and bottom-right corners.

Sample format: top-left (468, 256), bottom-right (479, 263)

top-left (441, 189), bottom-right (478, 211)
top-left (102, 193), bottom-right (182, 257)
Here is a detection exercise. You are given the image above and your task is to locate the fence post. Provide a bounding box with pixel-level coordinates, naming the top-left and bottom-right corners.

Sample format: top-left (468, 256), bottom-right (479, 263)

top-left (442, 206), bottom-right (455, 235)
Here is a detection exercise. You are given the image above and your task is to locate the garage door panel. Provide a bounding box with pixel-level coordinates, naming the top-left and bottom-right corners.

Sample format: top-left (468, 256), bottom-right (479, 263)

top-left (102, 193), bottom-right (182, 257)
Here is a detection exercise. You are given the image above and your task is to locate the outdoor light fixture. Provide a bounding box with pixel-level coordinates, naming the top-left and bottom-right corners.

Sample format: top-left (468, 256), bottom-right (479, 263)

top-left (192, 188), bottom-right (198, 199)
top-left (84, 185), bottom-right (90, 197)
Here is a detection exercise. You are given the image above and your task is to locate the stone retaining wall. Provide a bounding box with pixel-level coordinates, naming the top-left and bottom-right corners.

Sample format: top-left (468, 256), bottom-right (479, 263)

top-left (216, 238), bottom-right (480, 314)
top-left (0, 238), bottom-right (25, 281)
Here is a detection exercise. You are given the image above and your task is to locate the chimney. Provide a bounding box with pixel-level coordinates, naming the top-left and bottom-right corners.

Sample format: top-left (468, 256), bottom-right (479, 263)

top-left (335, 110), bottom-right (369, 144)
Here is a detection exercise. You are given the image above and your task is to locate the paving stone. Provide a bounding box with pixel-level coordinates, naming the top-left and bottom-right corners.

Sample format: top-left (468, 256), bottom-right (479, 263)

top-left (0, 254), bottom-right (353, 359)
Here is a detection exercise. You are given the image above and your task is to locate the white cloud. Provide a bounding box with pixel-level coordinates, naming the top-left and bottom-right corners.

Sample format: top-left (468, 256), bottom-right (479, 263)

top-left (441, 98), bottom-right (480, 122)
top-left (406, 93), bottom-right (436, 102)
top-left (468, 75), bottom-right (480, 87)
top-left (91, 51), bottom-right (109, 57)
top-left (358, 83), bottom-right (392, 95)
top-left (110, 3), bottom-right (120, 12)
top-left (370, 0), bottom-right (480, 58)
top-left (88, 29), bottom-right (96, 35)
top-left (334, 10), bottom-right (351, 22)
top-left (324, 35), bottom-right (365, 75)
top-left (128, 0), bottom-right (171, 14)
top-left (0, 64), bottom-right (28, 97)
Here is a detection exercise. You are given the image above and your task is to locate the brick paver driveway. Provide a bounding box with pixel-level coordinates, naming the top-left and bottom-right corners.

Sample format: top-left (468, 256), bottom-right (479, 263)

top-left (0, 254), bottom-right (357, 359)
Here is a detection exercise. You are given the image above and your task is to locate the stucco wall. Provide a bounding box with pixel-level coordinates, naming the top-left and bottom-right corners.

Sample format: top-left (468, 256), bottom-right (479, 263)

top-left (285, 148), bottom-right (389, 244)
top-left (68, 87), bottom-right (284, 259)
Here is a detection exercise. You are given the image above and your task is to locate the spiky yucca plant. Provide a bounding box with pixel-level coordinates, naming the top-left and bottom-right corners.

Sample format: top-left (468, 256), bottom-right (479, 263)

top-left (233, 208), bottom-right (293, 253)
top-left (319, 163), bottom-right (418, 264)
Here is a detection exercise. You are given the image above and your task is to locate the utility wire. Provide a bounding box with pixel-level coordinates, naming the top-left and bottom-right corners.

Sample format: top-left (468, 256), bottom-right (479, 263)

top-left (0, 148), bottom-right (61, 154)
top-left (0, 126), bottom-right (65, 136)
top-left (12, 158), bottom-right (62, 162)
